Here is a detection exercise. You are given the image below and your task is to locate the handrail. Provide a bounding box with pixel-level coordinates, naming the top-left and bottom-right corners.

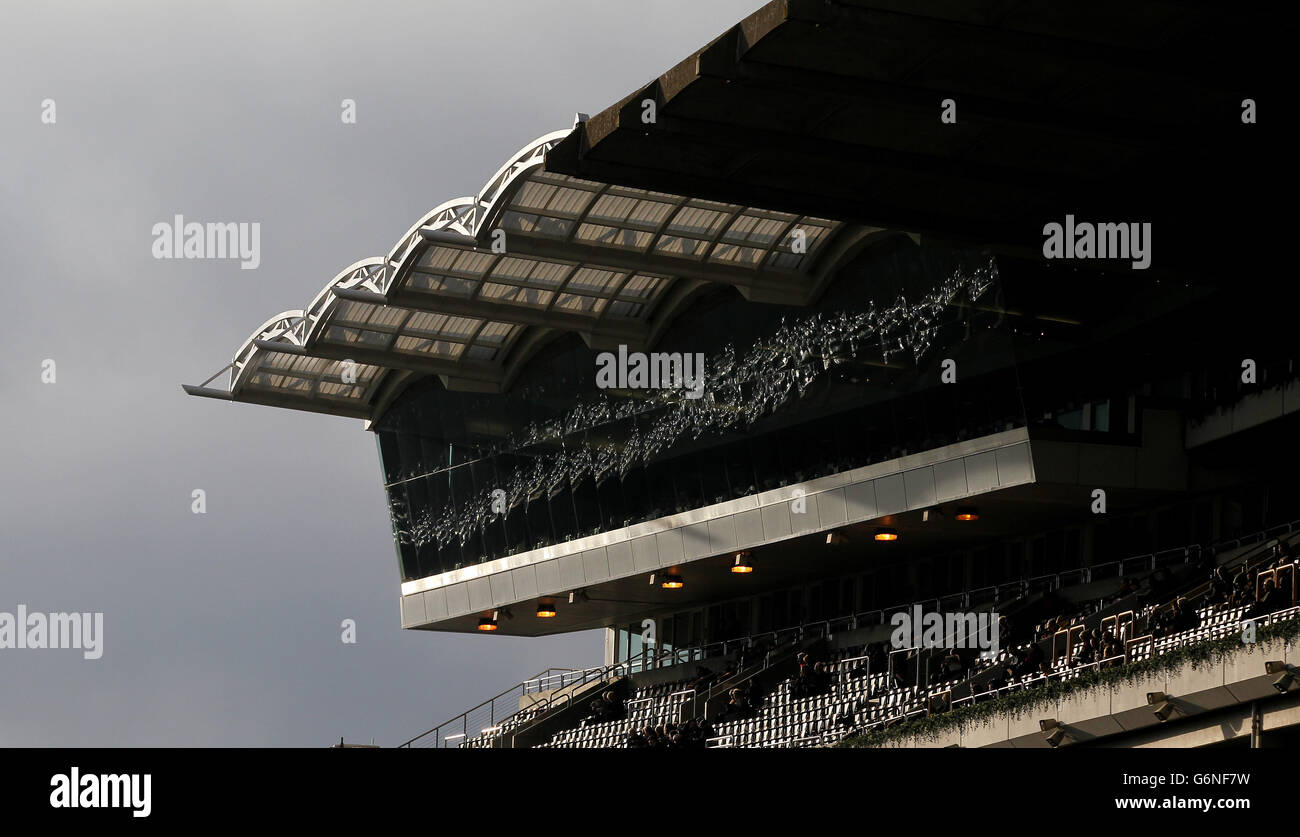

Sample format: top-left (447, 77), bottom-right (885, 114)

top-left (928, 689), bottom-right (953, 714)
top-left (878, 606), bottom-right (1300, 742)
top-left (1124, 634), bottom-right (1154, 663)
top-left (952, 652), bottom-right (1129, 710)
top-left (401, 665), bottom-right (577, 748)
top-left (668, 688), bottom-right (697, 722)
top-left (407, 519), bottom-right (1300, 748)
top-left (1256, 569), bottom-right (1274, 600)
top-left (1051, 625), bottom-right (1084, 666)
top-left (1101, 611), bottom-right (1135, 642)
top-left (506, 692), bottom-right (573, 748)
top-left (1278, 563), bottom-right (1298, 605)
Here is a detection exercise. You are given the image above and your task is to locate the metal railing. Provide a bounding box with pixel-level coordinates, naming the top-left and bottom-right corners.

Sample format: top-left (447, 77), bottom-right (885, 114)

top-left (401, 665), bottom-right (603, 748)
top-left (403, 519), bottom-right (1300, 748)
top-left (919, 606), bottom-right (1300, 726)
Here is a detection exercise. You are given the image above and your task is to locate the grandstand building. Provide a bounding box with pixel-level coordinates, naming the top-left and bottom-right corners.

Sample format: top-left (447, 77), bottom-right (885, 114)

top-left (187, 1), bottom-right (1295, 748)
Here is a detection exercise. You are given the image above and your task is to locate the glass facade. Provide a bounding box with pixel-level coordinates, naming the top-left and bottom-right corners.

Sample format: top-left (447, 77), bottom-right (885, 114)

top-left (375, 244), bottom-right (1026, 581)
top-left (373, 243), bottom-right (1285, 586)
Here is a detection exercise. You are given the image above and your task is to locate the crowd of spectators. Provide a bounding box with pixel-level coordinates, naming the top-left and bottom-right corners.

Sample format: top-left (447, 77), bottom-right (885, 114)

top-left (717, 677), bottom-right (765, 722)
top-left (790, 652), bottom-right (833, 698)
top-left (577, 538), bottom-right (1299, 747)
top-left (583, 689), bottom-right (626, 726)
top-left (1201, 542), bottom-right (1295, 618)
top-left (625, 718), bottom-right (714, 749)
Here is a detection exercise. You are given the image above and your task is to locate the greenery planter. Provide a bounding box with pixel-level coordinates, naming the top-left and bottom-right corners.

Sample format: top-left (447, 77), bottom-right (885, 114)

top-left (838, 614), bottom-right (1300, 748)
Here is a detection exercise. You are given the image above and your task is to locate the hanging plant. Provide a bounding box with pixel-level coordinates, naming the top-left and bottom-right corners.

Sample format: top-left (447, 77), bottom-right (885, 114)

top-left (839, 613), bottom-right (1300, 748)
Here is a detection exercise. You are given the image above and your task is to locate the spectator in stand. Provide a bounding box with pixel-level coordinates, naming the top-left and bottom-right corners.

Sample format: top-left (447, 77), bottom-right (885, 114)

top-left (1233, 564), bottom-right (1253, 596)
top-left (625, 729), bottom-right (647, 748)
top-left (868, 641), bottom-right (889, 675)
top-left (987, 659), bottom-right (1015, 691)
top-left (586, 689), bottom-right (624, 725)
top-left (1072, 636), bottom-right (1096, 667)
top-left (1247, 579), bottom-right (1287, 619)
top-left (1016, 642), bottom-right (1044, 677)
top-left (721, 688), bottom-right (754, 722)
top-left (1207, 567), bottom-right (1231, 606)
top-left (1171, 597), bottom-right (1201, 632)
top-left (791, 653), bottom-right (815, 698)
top-left (810, 661), bottom-right (832, 696)
top-left (937, 647), bottom-right (964, 681)
top-left (1101, 635), bottom-right (1124, 667)
top-left (676, 719), bottom-right (700, 748)
top-left (1149, 607), bottom-right (1173, 639)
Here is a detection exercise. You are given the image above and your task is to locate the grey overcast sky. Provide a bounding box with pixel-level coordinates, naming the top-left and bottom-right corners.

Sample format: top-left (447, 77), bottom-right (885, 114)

top-left (0, 0), bottom-right (762, 746)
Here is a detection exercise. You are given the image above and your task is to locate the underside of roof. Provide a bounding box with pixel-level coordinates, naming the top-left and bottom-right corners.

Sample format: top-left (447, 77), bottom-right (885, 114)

top-left (547, 0), bottom-right (1273, 270)
top-left (186, 0), bottom-right (1277, 423)
top-left (185, 126), bottom-right (885, 421)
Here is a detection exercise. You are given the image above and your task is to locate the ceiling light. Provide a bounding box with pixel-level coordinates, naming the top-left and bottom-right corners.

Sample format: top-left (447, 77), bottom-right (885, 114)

top-left (661, 574), bottom-right (684, 589)
top-left (874, 527), bottom-right (899, 542)
top-left (732, 552), bottom-right (753, 574)
top-left (955, 506), bottom-right (979, 522)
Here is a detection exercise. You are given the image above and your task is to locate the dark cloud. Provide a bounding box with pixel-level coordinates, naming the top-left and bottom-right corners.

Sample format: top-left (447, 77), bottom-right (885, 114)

top-left (0, 0), bottom-right (762, 746)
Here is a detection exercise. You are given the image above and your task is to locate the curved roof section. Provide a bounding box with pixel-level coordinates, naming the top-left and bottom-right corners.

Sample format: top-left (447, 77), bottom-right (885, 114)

top-left (185, 126), bottom-right (879, 422)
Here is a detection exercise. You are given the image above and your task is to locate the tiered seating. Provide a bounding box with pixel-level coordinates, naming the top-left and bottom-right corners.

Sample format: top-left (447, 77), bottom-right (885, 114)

top-left (523, 530), bottom-right (1300, 749)
top-left (710, 657), bottom-right (910, 748)
top-left (708, 542), bottom-right (1299, 747)
top-left (460, 706), bottom-right (541, 748)
top-left (536, 677), bottom-right (698, 749)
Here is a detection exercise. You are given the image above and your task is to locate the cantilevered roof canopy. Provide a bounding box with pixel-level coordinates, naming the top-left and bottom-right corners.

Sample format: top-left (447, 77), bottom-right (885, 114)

top-left (546, 0), bottom-right (1275, 273)
top-left (188, 0), bottom-right (1277, 421)
top-left (186, 127), bottom-right (882, 420)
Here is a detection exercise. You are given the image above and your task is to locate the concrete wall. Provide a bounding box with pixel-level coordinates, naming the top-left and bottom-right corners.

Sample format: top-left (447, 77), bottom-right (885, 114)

top-left (1187, 377), bottom-right (1300, 448)
top-left (874, 627), bottom-right (1300, 748)
top-left (402, 429), bottom-right (1036, 629)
